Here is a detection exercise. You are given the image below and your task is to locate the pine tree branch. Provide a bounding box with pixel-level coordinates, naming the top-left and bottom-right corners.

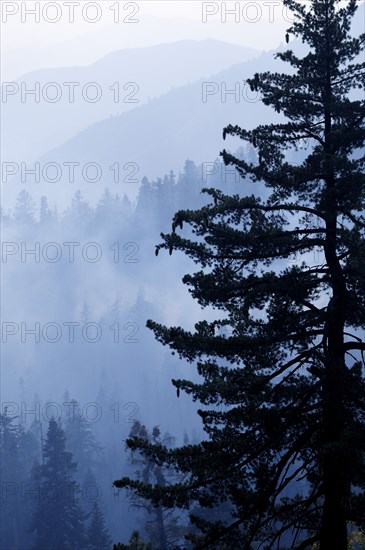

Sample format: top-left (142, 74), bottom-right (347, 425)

top-left (301, 300), bottom-right (322, 312)
top-left (266, 344), bottom-right (323, 383)
top-left (264, 491), bottom-right (321, 548)
top-left (339, 209), bottom-right (365, 228)
top-left (295, 533), bottom-right (320, 550)
top-left (244, 203), bottom-right (326, 220)
top-left (343, 342), bottom-right (365, 351)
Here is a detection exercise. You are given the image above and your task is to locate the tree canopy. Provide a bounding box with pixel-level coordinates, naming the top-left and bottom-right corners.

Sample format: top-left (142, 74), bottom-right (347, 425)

top-left (114, 1), bottom-right (365, 548)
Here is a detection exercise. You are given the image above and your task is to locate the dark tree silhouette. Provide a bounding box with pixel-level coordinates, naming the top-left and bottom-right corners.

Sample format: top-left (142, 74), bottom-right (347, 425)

top-left (0, 408), bottom-right (39, 549)
top-left (119, 421), bottom-right (188, 549)
top-left (86, 501), bottom-right (112, 550)
top-left (113, 531), bottom-right (153, 549)
top-left (114, 1), bottom-right (365, 548)
top-left (31, 418), bottom-right (86, 550)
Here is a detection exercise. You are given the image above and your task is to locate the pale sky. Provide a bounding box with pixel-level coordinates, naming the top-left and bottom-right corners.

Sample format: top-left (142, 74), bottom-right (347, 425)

top-left (1, 1), bottom-right (293, 49)
top-left (1, 1), bottom-right (301, 79)
top-left (1, 1), bottom-right (362, 79)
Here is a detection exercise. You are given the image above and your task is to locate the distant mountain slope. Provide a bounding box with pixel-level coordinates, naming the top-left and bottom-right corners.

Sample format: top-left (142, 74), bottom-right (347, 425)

top-left (3, 47), bottom-right (284, 208)
top-left (2, 39), bottom-right (259, 162)
top-left (4, 2), bottom-right (363, 209)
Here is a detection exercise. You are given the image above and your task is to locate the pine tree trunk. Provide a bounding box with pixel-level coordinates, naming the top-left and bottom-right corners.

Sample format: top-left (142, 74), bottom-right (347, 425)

top-left (320, 346), bottom-right (348, 549)
top-left (320, 193), bottom-right (349, 549)
top-left (156, 505), bottom-right (167, 549)
top-left (320, 228), bottom-right (349, 549)
top-left (155, 466), bottom-right (167, 548)
top-left (319, 4), bottom-right (349, 545)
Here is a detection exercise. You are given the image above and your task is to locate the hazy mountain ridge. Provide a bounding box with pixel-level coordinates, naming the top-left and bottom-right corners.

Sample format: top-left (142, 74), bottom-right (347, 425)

top-left (2, 39), bottom-right (259, 162)
top-left (3, 46), bottom-right (284, 209)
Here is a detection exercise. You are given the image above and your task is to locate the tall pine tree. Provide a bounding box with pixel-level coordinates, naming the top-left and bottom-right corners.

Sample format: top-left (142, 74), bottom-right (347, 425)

top-left (31, 418), bottom-right (86, 550)
top-left (86, 501), bottom-right (112, 550)
top-left (115, 1), bottom-right (365, 548)
top-left (63, 398), bottom-right (102, 482)
top-left (118, 421), bottom-right (188, 549)
top-left (0, 408), bottom-right (39, 549)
